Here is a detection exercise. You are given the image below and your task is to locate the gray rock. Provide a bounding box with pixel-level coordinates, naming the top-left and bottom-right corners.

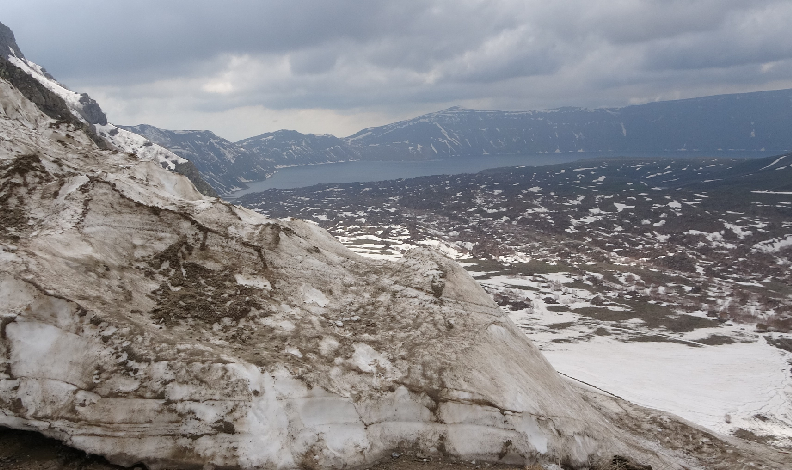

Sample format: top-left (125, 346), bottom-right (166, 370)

top-left (0, 21), bottom-right (24, 59)
top-left (78, 92), bottom-right (108, 126)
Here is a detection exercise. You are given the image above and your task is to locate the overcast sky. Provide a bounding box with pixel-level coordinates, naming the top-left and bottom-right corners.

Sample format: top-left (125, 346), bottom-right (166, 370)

top-left (5, 0), bottom-right (792, 141)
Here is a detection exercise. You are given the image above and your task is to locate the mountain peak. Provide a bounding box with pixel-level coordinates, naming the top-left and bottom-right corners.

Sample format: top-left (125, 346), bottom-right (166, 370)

top-left (0, 21), bottom-right (24, 59)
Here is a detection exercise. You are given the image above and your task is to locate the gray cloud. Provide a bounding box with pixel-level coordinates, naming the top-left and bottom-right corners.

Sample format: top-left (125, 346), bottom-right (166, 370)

top-left (4, 0), bottom-right (792, 140)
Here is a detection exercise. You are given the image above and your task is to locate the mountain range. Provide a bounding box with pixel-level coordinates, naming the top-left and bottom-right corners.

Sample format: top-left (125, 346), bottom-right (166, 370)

top-left (132, 89), bottom-right (792, 195)
top-left (8, 19), bottom-right (792, 198)
top-left (6, 18), bottom-right (792, 198)
top-left (120, 125), bottom-right (361, 195)
top-left (346, 93), bottom-right (792, 157)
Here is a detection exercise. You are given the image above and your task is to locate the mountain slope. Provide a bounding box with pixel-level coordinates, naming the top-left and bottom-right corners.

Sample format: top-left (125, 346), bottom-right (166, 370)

top-left (237, 152), bottom-right (792, 449)
top-left (119, 125), bottom-right (363, 195)
top-left (120, 124), bottom-right (255, 195)
top-left (346, 91), bottom-right (792, 159)
top-left (0, 21), bottom-right (215, 197)
top-left (0, 71), bottom-right (679, 469)
top-left (237, 129), bottom-right (361, 166)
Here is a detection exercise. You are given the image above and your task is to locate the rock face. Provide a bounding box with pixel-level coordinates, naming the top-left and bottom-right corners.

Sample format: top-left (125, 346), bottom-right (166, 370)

top-left (120, 125), bottom-right (365, 196)
top-left (77, 93), bottom-right (107, 126)
top-left (0, 21), bottom-right (216, 198)
top-left (120, 124), bottom-right (264, 195)
top-left (0, 21), bottom-right (24, 60)
top-left (0, 76), bottom-right (675, 469)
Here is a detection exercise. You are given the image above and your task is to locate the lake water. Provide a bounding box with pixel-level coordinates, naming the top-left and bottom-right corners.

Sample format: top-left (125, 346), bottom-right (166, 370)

top-left (226, 151), bottom-right (773, 198)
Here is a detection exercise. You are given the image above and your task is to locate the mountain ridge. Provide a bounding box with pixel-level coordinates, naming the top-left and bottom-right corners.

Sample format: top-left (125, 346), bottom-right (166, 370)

top-left (126, 87), bottom-right (792, 195)
top-left (119, 125), bottom-right (363, 194)
top-left (0, 20), bottom-right (217, 197)
top-left (344, 88), bottom-right (792, 159)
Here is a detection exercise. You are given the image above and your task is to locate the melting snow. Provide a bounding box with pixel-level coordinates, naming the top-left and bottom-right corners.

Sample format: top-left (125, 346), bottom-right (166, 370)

top-left (752, 235), bottom-right (792, 253)
top-left (543, 338), bottom-right (792, 439)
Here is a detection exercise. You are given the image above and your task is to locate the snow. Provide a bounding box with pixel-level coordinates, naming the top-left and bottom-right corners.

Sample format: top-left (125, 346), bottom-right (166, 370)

top-left (234, 274), bottom-right (271, 290)
top-left (95, 124), bottom-right (186, 170)
top-left (302, 284), bottom-right (329, 307)
top-left (758, 155), bottom-right (788, 171)
top-left (543, 337), bottom-right (792, 440)
top-left (6, 54), bottom-right (86, 120)
top-left (752, 234), bottom-right (792, 253)
top-left (6, 51), bottom-right (186, 170)
top-left (724, 223), bottom-right (752, 239)
top-left (685, 230), bottom-right (737, 249)
top-left (571, 215), bottom-right (602, 226)
top-left (751, 191), bottom-right (792, 195)
top-left (349, 343), bottom-right (394, 375)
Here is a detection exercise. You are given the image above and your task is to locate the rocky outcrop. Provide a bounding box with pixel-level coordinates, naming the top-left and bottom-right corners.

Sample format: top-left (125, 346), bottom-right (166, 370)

top-left (77, 93), bottom-right (107, 126)
top-left (0, 55), bottom-right (109, 150)
top-left (0, 21), bottom-right (215, 198)
top-left (173, 159), bottom-right (220, 198)
top-left (0, 76), bottom-right (676, 469)
top-left (0, 21), bottom-right (24, 60)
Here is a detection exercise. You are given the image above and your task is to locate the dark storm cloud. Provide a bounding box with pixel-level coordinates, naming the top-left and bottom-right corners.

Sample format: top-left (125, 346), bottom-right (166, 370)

top-left (3, 0), bottom-right (792, 139)
top-left (5, 0), bottom-right (518, 84)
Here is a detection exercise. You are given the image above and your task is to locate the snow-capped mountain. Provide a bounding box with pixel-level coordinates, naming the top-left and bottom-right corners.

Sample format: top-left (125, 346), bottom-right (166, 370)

top-left (131, 89), bottom-right (792, 197)
top-left (119, 125), bottom-right (362, 195)
top-left (237, 129), bottom-right (361, 167)
top-left (345, 92), bottom-right (792, 159)
top-left (120, 124), bottom-right (257, 195)
top-left (0, 21), bottom-right (215, 196)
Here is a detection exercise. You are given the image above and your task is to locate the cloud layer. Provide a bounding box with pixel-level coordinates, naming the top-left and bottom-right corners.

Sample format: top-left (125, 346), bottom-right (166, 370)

top-left (5, 0), bottom-right (792, 140)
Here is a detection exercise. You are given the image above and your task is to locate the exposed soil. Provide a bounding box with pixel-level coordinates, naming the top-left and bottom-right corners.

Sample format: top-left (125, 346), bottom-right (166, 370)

top-left (765, 335), bottom-right (792, 353)
top-left (147, 240), bottom-right (265, 325)
top-left (694, 334), bottom-right (737, 346)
